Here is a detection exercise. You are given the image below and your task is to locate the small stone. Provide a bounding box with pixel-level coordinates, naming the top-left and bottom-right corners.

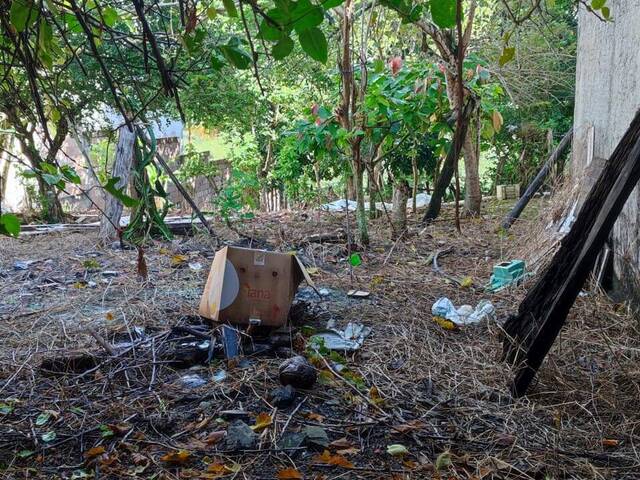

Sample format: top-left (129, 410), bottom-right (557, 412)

top-left (279, 355), bottom-right (317, 389)
top-left (225, 420), bottom-right (257, 450)
top-left (269, 385), bottom-right (296, 408)
top-left (303, 425), bottom-right (329, 449)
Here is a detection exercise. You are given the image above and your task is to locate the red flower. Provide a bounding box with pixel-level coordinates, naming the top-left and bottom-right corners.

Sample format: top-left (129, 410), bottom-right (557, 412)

top-left (389, 56), bottom-right (402, 76)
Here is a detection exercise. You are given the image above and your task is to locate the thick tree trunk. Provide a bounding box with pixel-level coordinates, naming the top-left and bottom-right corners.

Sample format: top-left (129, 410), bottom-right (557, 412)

top-left (100, 126), bottom-right (135, 244)
top-left (391, 179), bottom-right (410, 238)
top-left (462, 127), bottom-right (481, 215)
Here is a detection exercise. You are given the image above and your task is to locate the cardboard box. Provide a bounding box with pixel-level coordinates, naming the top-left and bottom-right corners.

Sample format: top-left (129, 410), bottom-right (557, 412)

top-left (199, 246), bottom-right (313, 327)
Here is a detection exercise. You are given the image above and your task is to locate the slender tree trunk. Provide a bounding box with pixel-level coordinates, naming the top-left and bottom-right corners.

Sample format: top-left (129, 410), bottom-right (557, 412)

top-left (462, 127), bottom-right (481, 214)
top-left (352, 149), bottom-right (369, 246)
top-left (100, 126), bottom-right (136, 244)
top-left (411, 157), bottom-right (418, 214)
top-left (392, 179), bottom-right (410, 238)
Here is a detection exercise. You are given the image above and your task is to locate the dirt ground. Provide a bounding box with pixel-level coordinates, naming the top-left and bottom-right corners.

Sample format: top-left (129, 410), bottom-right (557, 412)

top-left (1, 200), bottom-right (639, 479)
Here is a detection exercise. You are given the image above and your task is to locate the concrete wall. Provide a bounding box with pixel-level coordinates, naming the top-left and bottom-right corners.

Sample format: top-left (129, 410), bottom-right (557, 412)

top-left (573, 0), bottom-right (640, 295)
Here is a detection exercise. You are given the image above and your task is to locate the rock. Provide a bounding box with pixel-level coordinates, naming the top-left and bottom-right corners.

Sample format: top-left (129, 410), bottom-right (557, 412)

top-left (269, 385), bottom-right (296, 408)
top-left (225, 420), bottom-right (257, 450)
top-left (303, 425), bottom-right (329, 449)
top-left (279, 355), bottom-right (317, 389)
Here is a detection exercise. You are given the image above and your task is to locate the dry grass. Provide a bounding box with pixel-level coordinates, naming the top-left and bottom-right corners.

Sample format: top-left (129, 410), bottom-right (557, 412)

top-left (0, 201), bottom-right (639, 479)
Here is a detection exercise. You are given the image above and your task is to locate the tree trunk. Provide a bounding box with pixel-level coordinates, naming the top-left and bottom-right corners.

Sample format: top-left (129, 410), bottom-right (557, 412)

top-left (100, 126), bottom-right (136, 244)
top-left (423, 98), bottom-right (476, 222)
top-left (352, 151), bottom-right (369, 246)
top-left (392, 179), bottom-right (410, 238)
top-left (411, 157), bottom-right (418, 214)
top-left (462, 126), bottom-right (481, 215)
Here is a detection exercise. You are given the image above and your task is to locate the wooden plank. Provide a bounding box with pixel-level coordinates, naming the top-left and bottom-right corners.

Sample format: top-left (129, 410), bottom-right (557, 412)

top-left (502, 111), bottom-right (640, 397)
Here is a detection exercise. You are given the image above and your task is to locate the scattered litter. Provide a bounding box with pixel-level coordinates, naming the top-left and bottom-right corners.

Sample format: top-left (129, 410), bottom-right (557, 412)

top-left (199, 246), bottom-right (314, 327)
top-left (432, 297), bottom-right (497, 327)
top-left (101, 270), bottom-right (119, 277)
top-left (279, 355), bottom-right (317, 389)
top-left (225, 420), bottom-right (257, 450)
top-left (310, 322), bottom-right (371, 352)
top-left (212, 370), bottom-right (227, 382)
top-left (347, 290), bottom-right (370, 298)
top-left (318, 288), bottom-right (330, 296)
top-left (321, 199), bottom-right (357, 212)
top-left (409, 192), bottom-right (431, 209)
top-left (14, 260), bottom-right (37, 270)
top-left (188, 262), bottom-right (203, 271)
top-left (487, 260), bottom-right (528, 292)
top-left (221, 325), bottom-right (241, 359)
top-left (179, 373), bottom-right (208, 388)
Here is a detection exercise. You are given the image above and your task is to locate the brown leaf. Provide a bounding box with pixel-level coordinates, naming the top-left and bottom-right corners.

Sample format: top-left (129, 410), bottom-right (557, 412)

top-left (392, 420), bottom-right (426, 434)
top-left (305, 412), bottom-right (325, 423)
top-left (313, 450), bottom-right (354, 469)
top-left (204, 430), bottom-right (226, 445)
top-left (602, 438), bottom-right (620, 447)
top-left (251, 412), bottom-right (273, 432)
top-left (336, 447), bottom-right (360, 456)
top-left (84, 446), bottom-right (106, 459)
top-left (161, 450), bottom-right (191, 465)
top-left (329, 437), bottom-right (351, 449)
top-left (276, 467), bottom-right (304, 479)
top-left (131, 452), bottom-right (148, 465)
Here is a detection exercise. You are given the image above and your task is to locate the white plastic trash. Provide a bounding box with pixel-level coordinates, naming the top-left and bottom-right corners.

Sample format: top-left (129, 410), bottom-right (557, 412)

top-left (432, 297), bottom-right (496, 326)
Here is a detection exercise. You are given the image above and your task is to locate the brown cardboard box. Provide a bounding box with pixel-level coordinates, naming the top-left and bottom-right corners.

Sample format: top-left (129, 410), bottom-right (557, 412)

top-left (199, 246), bottom-right (313, 327)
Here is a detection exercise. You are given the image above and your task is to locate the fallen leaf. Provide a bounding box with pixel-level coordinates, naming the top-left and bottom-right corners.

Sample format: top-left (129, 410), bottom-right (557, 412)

top-left (131, 452), bottom-right (148, 465)
top-left (277, 467), bottom-right (304, 479)
top-left (306, 267), bottom-right (319, 275)
top-left (336, 447), bottom-right (360, 456)
top-left (329, 437), bottom-right (352, 449)
top-left (17, 449), bottom-right (35, 458)
top-left (305, 412), bottom-right (325, 423)
top-left (369, 386), bottom-right (384, 405)
top-left (41, 431), bottom-right (56, 442)
top-left (204, 430), bottom-right (226, 444)
top-left (402, 459), bottom-right (418, 469)
top-left (435, 451), bottom-right (452, 470)
top-left (171, 254), bottom-right (189, 267)
top-left (433, 316), bottom-right (457, 331)
top-left (313, 450), bottom-right (354, 469)
top-left (35, 411), bottom-right (53, 426)
top-left (393, 420), bottom-right (427, 433)
top-left (84, 446), bottom-right (106, 459)
top-left (0, 402), bottom-right (13, 415)
top-left (105, 312), bottom-right (114, 321)
top-left (251, 412), bottom-right (273, 432)
top-left (460, 276), bottom-right (473, 288)
top-left (602, 438), bottom-right (620, 447)
top-left (204, 463), bottom-right (241, 478)
top-left (387, 444), bottom-right (409, 456)
top-left (161, 450), bottom-right (191, 465)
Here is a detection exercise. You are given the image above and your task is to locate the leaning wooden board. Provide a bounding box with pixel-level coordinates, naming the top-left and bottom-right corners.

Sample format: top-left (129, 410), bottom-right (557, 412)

top-left (502, 110), bottom-right (640, 397)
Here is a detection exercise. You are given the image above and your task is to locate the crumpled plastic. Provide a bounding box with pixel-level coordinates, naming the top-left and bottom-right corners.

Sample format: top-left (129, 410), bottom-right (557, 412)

top-left (432, 297), bottom-right (497, 326)
top-left (310, 322), bottom-right (372, 351)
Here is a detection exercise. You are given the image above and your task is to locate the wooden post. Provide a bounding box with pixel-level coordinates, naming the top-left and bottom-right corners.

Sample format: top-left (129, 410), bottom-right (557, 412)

top-left (502, 111), bottom-right (640, 397)
top-left (501, 130), bottom-right (573, 230)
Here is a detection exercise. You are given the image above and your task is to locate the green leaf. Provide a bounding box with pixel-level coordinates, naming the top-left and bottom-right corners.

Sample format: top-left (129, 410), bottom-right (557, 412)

top-left (591, 0), bottom-right (605, 9)
top-left (17, 449), bottom-right (35, 458)
top-left (102, 6), bottom-right (118, 27)
top-left (429, 0), bottom-right (456, 29)
top-left (601, 6), bottom-right (611, 18)
top-left (218, 45), bottom-right (252, 70)
top-left (211, 52), bottom-right (225, 70)
top-left (322, 0), bottom-right (345, 8)
top-left (0, 402), bottom-right (14, 415)
top-left (61, 165), bottom-right (81, 185)
top-left (272, 36), bottom-right (294, 60)
top-left (349, 253), bottom-right (362, 267)
top-left (207, 7), bottom-right (217, 20)
top-left (99, 424), bottom-right (114, 438)
top-left (41, 431), bottom-right (56, 442)
top-left (36, 411), bottom-right (52, 426)
top-left (291, 0), bottom-right (324, 33)
top-left (298, 27), bottom-right (327, 63)
top-left (258, 8), bottom-right (289, 41)
top-left (387, 444), bottom-right (409, 456)
top-left (0, 214), bottom-right (20, 237)
top-left (10, 0), bottom-right (37, 32)
top-left (103, 177), bottom-right (139, 208)
top-left (498, 46), bottom-right (515, 67)
top-left (42, 173), bottom-right (63, 186)
top-left (222, 0), bottom-right (238, 17)
top-left (435, 451), bottom-right (452, 470)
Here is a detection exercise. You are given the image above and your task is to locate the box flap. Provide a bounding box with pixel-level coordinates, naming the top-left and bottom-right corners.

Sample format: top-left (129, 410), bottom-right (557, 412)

top-left (292, 254), bottom-right (315, 288)
top-left (199, 247), bottom-right (229, 320)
